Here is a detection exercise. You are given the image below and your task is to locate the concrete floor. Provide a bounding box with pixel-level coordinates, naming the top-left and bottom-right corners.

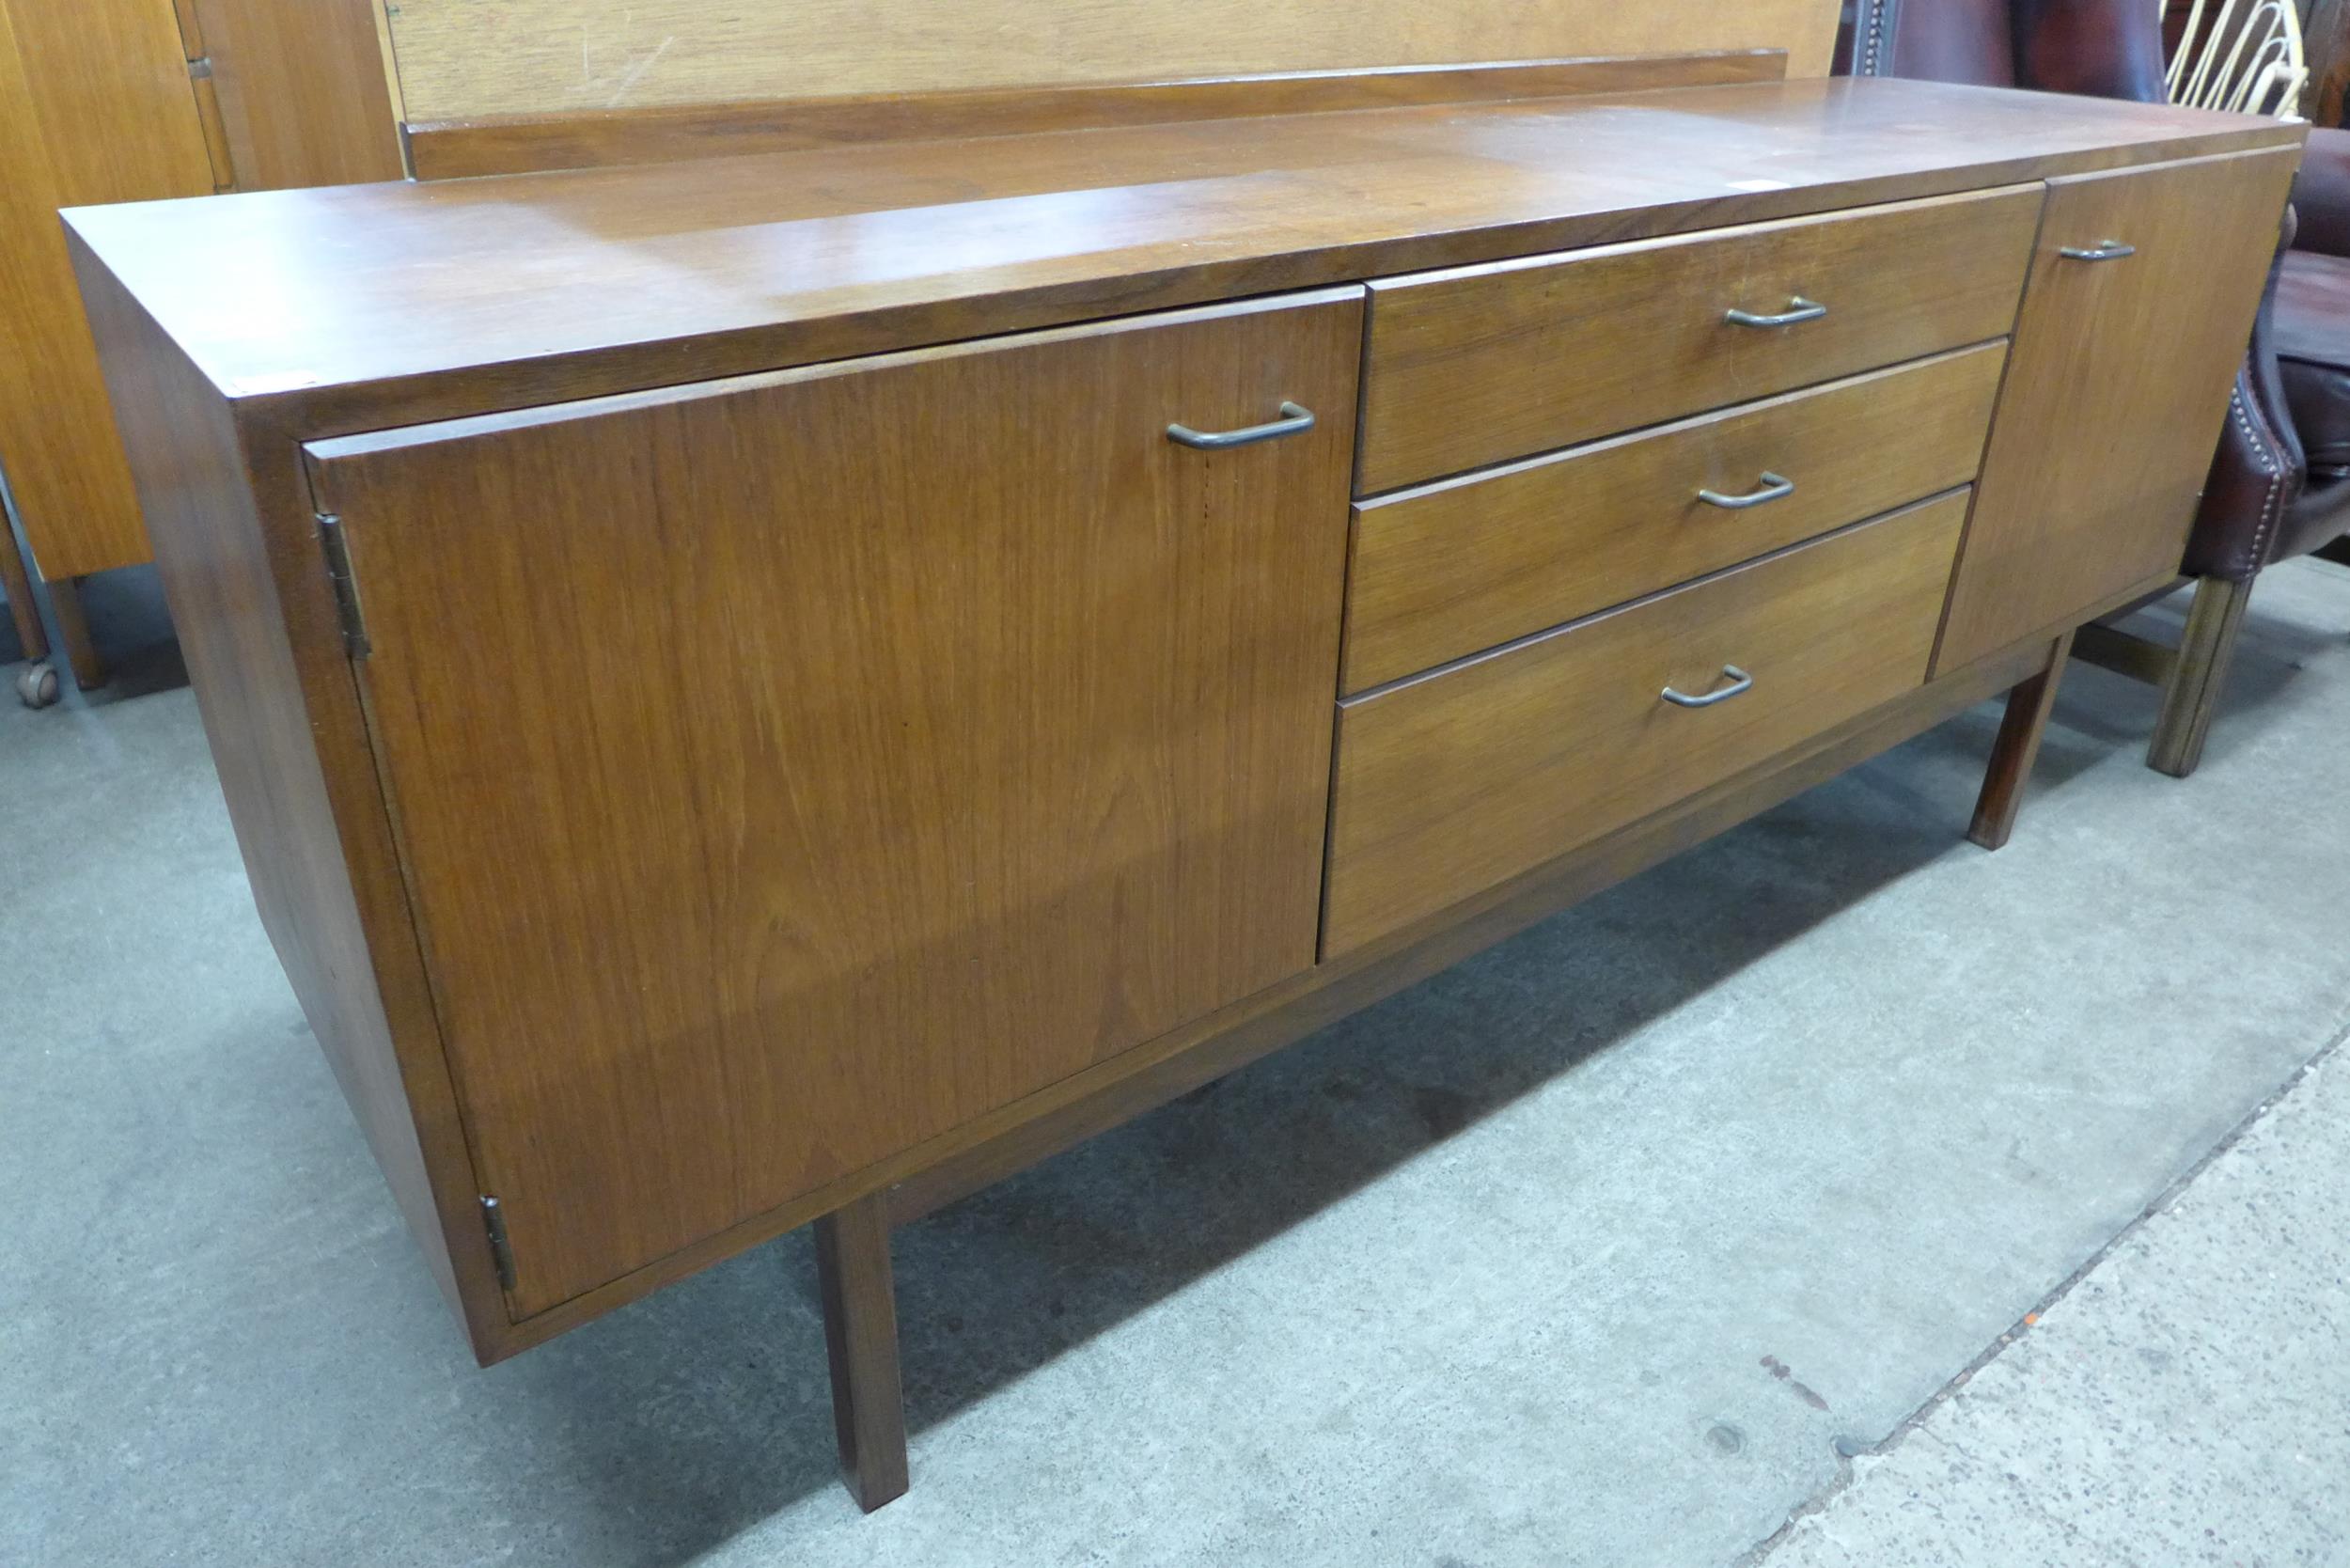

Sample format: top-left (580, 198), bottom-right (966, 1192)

top-left (4, 561), bottom-right (2347, 1567)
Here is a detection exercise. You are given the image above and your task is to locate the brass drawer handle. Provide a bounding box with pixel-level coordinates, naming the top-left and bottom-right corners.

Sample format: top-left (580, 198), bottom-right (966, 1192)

top-left (1725, 297), bottom-right (1827, 328)
top-left (1698, 472), bottom-right (1795, 510)
top-left (1661, 665), bottom-right (1754, 709)
top-left (2059, 240), bottom-right (2137, 262)
top-left (1167, 401), bottom-right (1316, 450)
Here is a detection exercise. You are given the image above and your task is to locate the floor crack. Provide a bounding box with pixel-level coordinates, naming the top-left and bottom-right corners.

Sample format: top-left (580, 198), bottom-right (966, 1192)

top-left (1738, 1016), bottom-right (2350, 1566)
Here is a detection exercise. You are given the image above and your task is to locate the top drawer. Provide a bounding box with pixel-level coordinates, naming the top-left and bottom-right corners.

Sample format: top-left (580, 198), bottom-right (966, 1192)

top-left (1357, 184), bottom-right (2044, 494)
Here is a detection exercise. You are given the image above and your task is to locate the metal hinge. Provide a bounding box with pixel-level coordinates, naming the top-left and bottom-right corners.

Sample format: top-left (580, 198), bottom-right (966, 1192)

top-left (480, 1195), bottom-right (518, 1292)
top-left (316, 512), bottom-right (370, 658)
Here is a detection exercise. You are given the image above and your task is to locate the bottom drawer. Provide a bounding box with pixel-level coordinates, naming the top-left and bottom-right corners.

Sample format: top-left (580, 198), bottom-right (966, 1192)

top-left (1323, 491), bottom-right (1970, 956)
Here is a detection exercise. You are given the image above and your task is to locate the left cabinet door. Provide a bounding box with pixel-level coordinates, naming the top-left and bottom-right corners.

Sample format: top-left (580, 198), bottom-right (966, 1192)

top-left (306, 291), bottom-right (1365, 1318)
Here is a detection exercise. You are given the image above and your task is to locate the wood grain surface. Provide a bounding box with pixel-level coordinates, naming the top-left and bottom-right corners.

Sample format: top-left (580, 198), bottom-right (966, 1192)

top-left (307, 292), bottom-right (1363, 1315)
top-left (190, 0), bottom-right (404, 188)
top-left (1324, 492), bottom-right (1969, 955)
top-left (4, 0), bottom-right (212, 202)
top-left (0, 0), bottom-right (214, 580)
top-left (63, 79), bottom-right (2301, 443)
top-left (1342, 342), bottom-right (2008, 691)
top-left (1936, 149), bottom-right (2304, 673)
top-left (404, 52), bottom-right (1788, 180)
top-left (379, 0), bottom-right (1843, 120)
top-left (1357, 185), bottom-right (2042, 493)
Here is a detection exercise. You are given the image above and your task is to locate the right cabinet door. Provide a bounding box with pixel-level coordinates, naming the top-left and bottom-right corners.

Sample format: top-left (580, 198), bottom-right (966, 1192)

top-left (1935, 149), bottom-right (2300, 673)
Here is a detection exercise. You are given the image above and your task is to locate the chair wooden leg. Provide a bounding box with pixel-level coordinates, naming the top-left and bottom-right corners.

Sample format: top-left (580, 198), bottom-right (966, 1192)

top-left (813, 1192), bottom-right (909, 1513)
top-left (2147, 574), bottom-right (2251, 779)
top-left (49, 574), bottom-right (105, 691)
top-left (1969, 630), bottom-right (2075, 851)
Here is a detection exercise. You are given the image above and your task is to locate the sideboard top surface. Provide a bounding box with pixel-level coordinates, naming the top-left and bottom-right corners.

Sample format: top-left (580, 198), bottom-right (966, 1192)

top-left (65, 75), bottom-right (2300, 431)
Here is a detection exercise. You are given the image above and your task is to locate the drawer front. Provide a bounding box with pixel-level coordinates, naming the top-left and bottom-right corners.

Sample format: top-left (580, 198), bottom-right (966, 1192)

top-left (1342, 342), bottom-right (2006, 693)
top-left (1358, 184), bottom-right (2043, 493)
top-left (1324, 491), bottom-right (1969, 956)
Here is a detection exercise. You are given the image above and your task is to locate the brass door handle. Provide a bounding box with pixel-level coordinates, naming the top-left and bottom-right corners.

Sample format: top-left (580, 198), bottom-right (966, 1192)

top-left (1725, 297), bottom-right (1827, 328)
top-left (2059, 240), bottom-right (2137, 262)
top-left (1167, 401), bottom-right (1316, 449)
top-left (1661, 666), bottom-right (1755, 708)
top-left (1698, 473), bottom-right (1795, 510)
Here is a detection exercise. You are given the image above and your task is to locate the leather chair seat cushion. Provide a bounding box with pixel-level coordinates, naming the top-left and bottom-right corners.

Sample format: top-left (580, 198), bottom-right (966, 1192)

top-left (2275, 250), bottom-right (2350, 472)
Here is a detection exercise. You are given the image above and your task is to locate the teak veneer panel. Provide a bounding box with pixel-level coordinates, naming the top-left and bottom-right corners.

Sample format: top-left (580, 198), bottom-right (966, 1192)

top-left (1358, 185), bottom-right (2041, 493)
top-left (1938, 148), bottom-right (2304, 671)
top-left (306, 292), bottom-right (1363, 1315)
top-left (379, 0), bottom-right (1842, 120)
top-left (1324, 493), bottom-right (1970, 955)
top-left (63, 79), bottom-right (2300, 439)
top-left (1343, 343), bottom-right (2008, 692)
top-left (190, 0), bottom-right (405, 188)
top-left (2, 0), bottom-right (213, 204)
top-left (0, 0), bottom-right (215, 580)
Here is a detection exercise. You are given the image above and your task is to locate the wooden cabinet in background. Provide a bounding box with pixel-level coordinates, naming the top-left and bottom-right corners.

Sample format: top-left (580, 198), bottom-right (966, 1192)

top-left (0, 0), bottom-right (213, 678)
top-left (0, 0), bottom-right (396, 696)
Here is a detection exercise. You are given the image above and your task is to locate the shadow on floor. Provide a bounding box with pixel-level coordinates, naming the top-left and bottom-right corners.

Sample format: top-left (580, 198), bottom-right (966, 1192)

top-left (483, 698), bottom-right (2060, 1563)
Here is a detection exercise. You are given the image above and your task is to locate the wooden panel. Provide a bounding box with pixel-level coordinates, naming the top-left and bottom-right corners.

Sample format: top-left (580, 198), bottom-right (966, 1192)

top-left (63, 81), bottom-right (2298, 440)
top-left (380, 0), bottom-right (1843, 121)
top-left (1324, 492), bottom-right (1968, 955)
top-left (306, 292), bottom-right (1363, 1317)
top-left (67, 236), bottom-right (509, 1359)
top-left (0, 0), bottom-right (215, 581)
top-left (1343, 342), bottom-right (2007, 691)
top-left (192, 0), bottom-right (405, 189)
top-left (1358, 184), bottom-right (2043, 493)
top-left (1936, 149), bottom-right (2302, 673)
top-left (3, 0), bottom-right (212, 203)
top-left (405, 52), bottom-right (1789, 180)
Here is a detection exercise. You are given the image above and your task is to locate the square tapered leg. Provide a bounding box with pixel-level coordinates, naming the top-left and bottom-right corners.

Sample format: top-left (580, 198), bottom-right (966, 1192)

top-left (1969, 630), bottom-right (2074, 851)
top-left (812, 1193), bottom-right (910, 1512)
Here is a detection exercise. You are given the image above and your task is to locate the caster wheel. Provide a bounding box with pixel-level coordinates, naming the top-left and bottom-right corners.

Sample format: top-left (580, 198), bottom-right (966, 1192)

top-left (15, 661), bottom-right (58, 709)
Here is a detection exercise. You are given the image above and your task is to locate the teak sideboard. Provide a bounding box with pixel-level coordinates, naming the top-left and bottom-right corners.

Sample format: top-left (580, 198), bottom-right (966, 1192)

top-left (65, 63), bottom-right (2301, 1510)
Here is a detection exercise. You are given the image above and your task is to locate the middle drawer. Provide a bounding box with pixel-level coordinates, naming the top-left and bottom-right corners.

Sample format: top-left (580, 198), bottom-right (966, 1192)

top-left (1341, 342), bottom-right (2006, 693)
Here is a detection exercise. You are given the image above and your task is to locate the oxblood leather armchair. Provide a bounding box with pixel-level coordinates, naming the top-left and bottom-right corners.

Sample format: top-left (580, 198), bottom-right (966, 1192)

top-left (1842, 0), bottom-right (2350, 776)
